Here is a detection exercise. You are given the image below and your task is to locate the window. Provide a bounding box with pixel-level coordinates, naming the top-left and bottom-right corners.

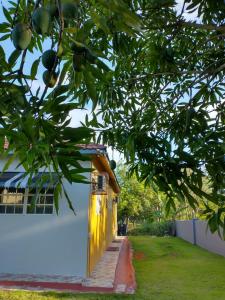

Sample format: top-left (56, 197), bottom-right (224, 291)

top-left (26, 188), bottom-right (54, 214)
top-left (0, 187), bottom-right (54, 215)
top-left (0, 172), bottom-right (57, 215)
top-left (0, 188), bottom-right (25, 214)
top-left (92, 172), bottom-right (108, 194)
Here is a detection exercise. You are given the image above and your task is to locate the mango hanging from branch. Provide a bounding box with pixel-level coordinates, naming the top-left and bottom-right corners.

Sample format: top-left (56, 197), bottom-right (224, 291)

top-left (11, 23), bottom-right (32, 50)
top-left (32, 7), bottom-right (52, 35)
top-left (42, 50), bottom-right (57, 70)
top-left (43, 70), bottom-right (58, 88)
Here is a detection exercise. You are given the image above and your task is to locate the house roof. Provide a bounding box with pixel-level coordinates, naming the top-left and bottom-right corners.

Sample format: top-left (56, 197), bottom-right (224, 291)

top-left (2, 140), bottom-right (120, 193)
top-left (77, 144), bottom-right (120, 194)
top-left (77, 144), bottom-right (107, 150)
top-left (0, 172), bottom-right (58, 189)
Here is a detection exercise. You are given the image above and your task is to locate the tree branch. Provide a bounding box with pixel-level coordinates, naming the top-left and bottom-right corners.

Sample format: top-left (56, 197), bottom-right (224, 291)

top-left (181, 21), bottom-right (225, 32)
top-left (12, 0), bottom-right (21, 28)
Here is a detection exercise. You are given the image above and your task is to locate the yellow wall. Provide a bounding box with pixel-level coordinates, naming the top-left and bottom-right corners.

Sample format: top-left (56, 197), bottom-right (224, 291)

top-left (88, 177), bottom-right (118, 275)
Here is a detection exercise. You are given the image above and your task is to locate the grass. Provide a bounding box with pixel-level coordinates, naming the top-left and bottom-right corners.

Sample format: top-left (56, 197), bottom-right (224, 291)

top-left (0, 236), bottom-right (225, 300)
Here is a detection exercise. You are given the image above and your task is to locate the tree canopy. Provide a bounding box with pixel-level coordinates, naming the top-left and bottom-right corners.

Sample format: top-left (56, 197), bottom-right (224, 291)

top-left (116, 164), bottom-right (166, 224)
top-left (0, 0), bottom-right (225, 234)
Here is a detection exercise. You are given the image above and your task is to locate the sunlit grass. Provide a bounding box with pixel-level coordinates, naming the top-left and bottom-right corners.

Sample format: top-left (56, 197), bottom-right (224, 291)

top-left (0, 236), bottom-right (225, 300)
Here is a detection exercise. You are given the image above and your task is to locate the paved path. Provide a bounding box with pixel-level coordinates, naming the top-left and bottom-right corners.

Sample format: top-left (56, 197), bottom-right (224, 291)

top-left (0, 236), bottom-right (136, 294)
top-left (83, 236), bottom-right (124, 288)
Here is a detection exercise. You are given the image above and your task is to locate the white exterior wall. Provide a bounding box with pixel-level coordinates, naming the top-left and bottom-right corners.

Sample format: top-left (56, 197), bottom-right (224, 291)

top-left (0, 156), bottom-right (91, 277)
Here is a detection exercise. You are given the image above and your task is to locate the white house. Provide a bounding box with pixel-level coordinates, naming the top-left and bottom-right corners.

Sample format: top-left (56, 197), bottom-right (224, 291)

top-left (0, 144), bottom-right (119, 278)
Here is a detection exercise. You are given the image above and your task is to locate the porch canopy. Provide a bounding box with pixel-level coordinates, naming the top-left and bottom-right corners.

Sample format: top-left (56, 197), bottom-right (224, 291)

top-left (0, 172), bottom-right (58, 189)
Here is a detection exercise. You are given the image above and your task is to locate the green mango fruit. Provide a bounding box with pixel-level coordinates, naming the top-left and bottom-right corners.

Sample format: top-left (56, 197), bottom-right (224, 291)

top-left (62, 2), bottom-right (77, 19)
top-left (110, 160), bottom-right (116, 170)
top-left (73, 53), bottom-right (86, 72)
top-left (43, 70), bottom-right (58, 88)
top-left (32, 7), bottom-right (51, 35)
top-left (46, 4), bottom-right (58, 18)
top-left (11, 23), bottom-right (32, 50)
top-left (71, 41), bottom-right (97, 64)
top-left (42, 49), bottom-right (57, 70)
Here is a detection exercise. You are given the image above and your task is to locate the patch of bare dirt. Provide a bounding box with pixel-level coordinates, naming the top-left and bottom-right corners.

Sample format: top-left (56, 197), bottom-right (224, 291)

top-left (133, 251), bottom-right (146, 261)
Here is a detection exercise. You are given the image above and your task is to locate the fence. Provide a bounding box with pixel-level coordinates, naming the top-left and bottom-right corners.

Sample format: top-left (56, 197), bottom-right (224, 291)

top-left (176, 219), bottom-right (225, 257)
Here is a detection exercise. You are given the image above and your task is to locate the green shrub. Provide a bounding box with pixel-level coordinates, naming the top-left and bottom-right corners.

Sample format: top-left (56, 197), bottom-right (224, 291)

top-left (128, 221), bottom-right (175, 236)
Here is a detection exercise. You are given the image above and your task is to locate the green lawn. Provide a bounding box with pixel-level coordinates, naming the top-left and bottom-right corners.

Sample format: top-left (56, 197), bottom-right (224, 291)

top-left (1, 236), bottom-right (225, 300)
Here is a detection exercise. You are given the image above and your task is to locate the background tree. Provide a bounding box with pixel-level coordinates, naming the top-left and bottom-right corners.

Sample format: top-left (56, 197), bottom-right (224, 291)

top-left (117, 164), bottom-right (213, 226)
top-left (0, 0), bottom-right (225, 233)
top-left (117, 164), bottom-right (166, 225)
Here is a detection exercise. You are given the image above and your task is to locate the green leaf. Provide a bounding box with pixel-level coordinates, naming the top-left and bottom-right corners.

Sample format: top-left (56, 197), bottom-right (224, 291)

top-left (30, 58), bottom-right (40, 80)
top-left (62, 185), bottom-right (76, 215)
top-left (0, 33), bottom-right (11, 41)
top-left (3, 7), bottom-right (13, 24)
top-left (83, 70), bottom-right (97, 106)
top-left (165, 197), bottom-right (176, 216)
top-left (90, 12), bottom-right (110, 34)
top-left (54, 182), bottom-right (61, 215)
top-left (8, 49), bottom-right (21, 66)
top-left (187, 183), bottom-right (218, 205)
top-left (181, 184), bottom-right (198, 210)
top-left (58, 60), bottom-right (71, 85)
top-left (2, 153), bottom-right (17, 172)
top-left (0, 45), bottom-right (5, 60)
top-left (207, 213), bottom-right (218, 233)
top-left (0, 22), bottom-right (10, 33)
top-left (51, 85), bottom-right (70, 98)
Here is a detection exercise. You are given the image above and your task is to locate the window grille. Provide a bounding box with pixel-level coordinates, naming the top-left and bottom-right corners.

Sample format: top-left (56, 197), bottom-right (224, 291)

top-left (0, 188), bottom-right (54, 215)
top-left (26, 188), bottom-right (54, 214)
top-left (0, 172), bottom-right (57, 215)
top-left (0, 188), bottom-right (24, 214)
top-left (92, 173), bottom-right (108, 194)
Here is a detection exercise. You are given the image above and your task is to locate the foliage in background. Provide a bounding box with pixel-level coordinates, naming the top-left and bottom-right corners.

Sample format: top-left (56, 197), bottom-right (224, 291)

top-left (0, 0), bottom-right (225, 232)
top-left (117, 164), bottom-right (167, 224)
top-left (117, 164), bottom-right (215, 227)
top-left (128, 221), bottom-right (175, 236)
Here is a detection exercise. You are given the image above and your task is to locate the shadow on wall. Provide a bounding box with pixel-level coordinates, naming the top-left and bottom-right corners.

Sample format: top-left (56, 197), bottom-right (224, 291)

top-left (1, 213), bottom-right (86, 243)
top-left (176, 219), bottom-right (225, 257)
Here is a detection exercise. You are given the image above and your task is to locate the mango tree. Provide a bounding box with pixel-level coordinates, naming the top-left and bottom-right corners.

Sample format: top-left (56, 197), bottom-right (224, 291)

top-left (0, 0), bottom-right (225, 234)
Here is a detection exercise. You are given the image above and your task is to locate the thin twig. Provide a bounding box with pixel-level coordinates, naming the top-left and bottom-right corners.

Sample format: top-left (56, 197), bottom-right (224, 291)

top-left (39, 0), bottom-right (64, 104)
top-left (12, 0), bottom-right (21, 28)
top-left (18, 49), bottom-right (27, 75)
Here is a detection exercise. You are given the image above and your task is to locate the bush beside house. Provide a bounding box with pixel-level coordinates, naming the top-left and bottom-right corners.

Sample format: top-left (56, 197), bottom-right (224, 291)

top-left (128, 221), bottom-right (176, 237)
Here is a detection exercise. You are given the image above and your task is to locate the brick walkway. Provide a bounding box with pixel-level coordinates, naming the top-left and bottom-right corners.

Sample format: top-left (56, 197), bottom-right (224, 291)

top-left (83, 237), bottom-right (124, 288)
top-left (0, 236), bottom-right (136, 294)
